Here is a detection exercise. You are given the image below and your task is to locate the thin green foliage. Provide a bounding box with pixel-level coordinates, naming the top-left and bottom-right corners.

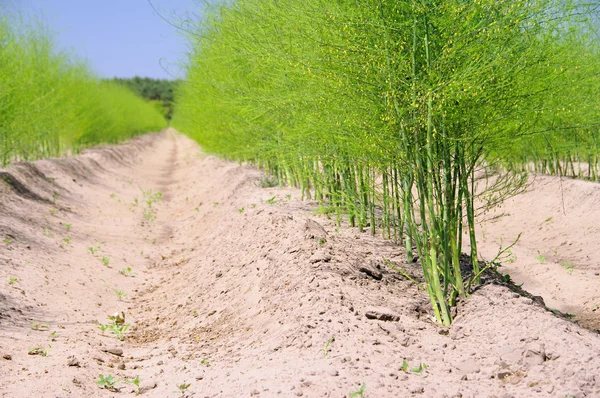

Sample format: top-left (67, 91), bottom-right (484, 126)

top-left (174, 0), bottom-right (600, 325)
top-left (0, 14), bottom-right (166, 167)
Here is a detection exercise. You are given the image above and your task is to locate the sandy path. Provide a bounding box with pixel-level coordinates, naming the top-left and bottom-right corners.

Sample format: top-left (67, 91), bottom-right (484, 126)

top-left (0, 131), bottom-right (600, 397)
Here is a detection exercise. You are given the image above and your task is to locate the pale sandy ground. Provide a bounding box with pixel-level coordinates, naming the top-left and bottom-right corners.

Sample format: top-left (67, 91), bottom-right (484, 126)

top-left (0, 131), bottom-right (599, 398)
top-left (475, 174), bottom-right (600, 332)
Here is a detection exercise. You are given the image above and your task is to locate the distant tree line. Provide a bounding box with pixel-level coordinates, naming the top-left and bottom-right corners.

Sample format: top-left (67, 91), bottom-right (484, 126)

top-left (108, 77), bottom-right (180, 120)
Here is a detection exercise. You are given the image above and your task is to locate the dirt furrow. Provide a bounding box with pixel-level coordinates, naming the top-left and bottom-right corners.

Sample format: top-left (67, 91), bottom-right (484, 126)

top-left (0, 131), bottom-right (599, 398)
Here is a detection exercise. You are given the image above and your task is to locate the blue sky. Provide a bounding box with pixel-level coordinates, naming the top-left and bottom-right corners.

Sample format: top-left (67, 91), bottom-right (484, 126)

top-left (15, 0), bottom-right (200, 80)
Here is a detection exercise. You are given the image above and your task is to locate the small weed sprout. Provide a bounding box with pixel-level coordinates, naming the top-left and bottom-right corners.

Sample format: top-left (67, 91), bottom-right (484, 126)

top-left (126, 375), bottom-right (141, 395)
top-left (141, 189), bottom-right (162, 222)
top-left (8, 276), bottom-right (18, 285)
top-left (43, 228), bottom-right (51, 237)
top-left (102, 256), bottom-right (110, 267)
top-left (175, 382), bottom-right (191, 396)
top-left (64, 223), bottom-right (72, 232)
top-left (99, 312), bottom-right (130, 340)
top-left (323, 336), bottom-right (335, 358)
top-left (401, 360), bottom-right (409, 371)
top-left (96, 374), bottom-right (121, 391)
top-left (143, 207), bottom-right (156, 222)
top-left (237, 207), bottom-right (244, 214)
top-left (349, 383), bottom-right (366, 398)
top-left (63, 237), bottom-right (71, 244)
top-left (411, 363), bottom-right (429, 373)
top-left (200, 357), bottom-right (210, 366)
top-left (265, 196), bottom-right (276, 205)
top-left (120, 267), bottom-right (135, 277)
top-left (48, 331), bottom-right (59, 339)
top-left (561, 261), bottom-right (574, 273)
top-left (115, 290), bottom-right (127, 301)
top-left (88, 245), bottom-right (101, 255)
top-left (3, 237), bottom-right (12, 244)
top-left (28, 345), bottom-right (50, 357)
top-left (535, 250), bottom-right (546, 263)
top-left (49, 208), bottom-right (57, 216)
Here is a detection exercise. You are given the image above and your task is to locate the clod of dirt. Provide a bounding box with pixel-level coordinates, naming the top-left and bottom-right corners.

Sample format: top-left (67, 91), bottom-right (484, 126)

top-left (365, 307), bottom-right (400, 322)
top-left (304, 219), bottom-right (327, 240)
top-left (309, 250), bottom-right (331, 264)
top-left (358, 263), bottom-right (383, 280)
top-left (67, 356), bottom-right (80, 367)
top-left (523, 343), bottom-right (546, 366)
top-left (139, 380), bottom-right (157, 393)
top-left (102, 347), bottom-right (123, 357)
top-left (2, 354), bottom-right (11, 360)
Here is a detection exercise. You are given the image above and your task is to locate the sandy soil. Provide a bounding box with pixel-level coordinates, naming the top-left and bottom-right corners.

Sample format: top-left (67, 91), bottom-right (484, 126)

top-left (1, 130), bottom-right (599, 397)
top-left (475, 174), bottom-right (600, 332)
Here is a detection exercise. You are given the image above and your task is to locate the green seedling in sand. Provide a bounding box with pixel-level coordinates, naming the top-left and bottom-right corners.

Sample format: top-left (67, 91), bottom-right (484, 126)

top-left (265, 196), bottom-right (276, 205)
top-left (64, 223), bottom-right (72, 232)
top-left (48, 331), bottom-right (59, 339)
top-left (88, 245), bottom-right (101, 255)
top-left (175, 382), bottom-right (191, 396)
top-left (401, 360), bottom-right (409, 371)
top-left (43, 228), bottom-right (51, 237)
top-left (323, 336), bottom-right (335, 358)
top-left (561, 261), bottom-right (574, 273)
top-left (8, 276), bottom-right (18, 285)
top-left (142, 189), bottom-right (162, 206)
top-left (97, 374), bottom-right (121, 391)
top-left (200, 357), bottom-right (210, 366)
top-left (411, 363), bottom-right (429, 373)
top-left (63, 237), bottom-right (71, 244)
top-left (237, 207), bottom-right (244, 214)
top-left (115, 290), bottom-right (127, 301)
top-left (99, 312), bottom-right (130, 340)
top-left (28, 345), bottom-right (50, 357)
top-left (143, 207), bottom-right (156, 222)
top-left (3, 237), bottom-right (12, 244)
top-left (535, 250), bottom-right (546, 263)
top-left (120, 267), bottom-right (135, 277)
top-left (349, 384), bottom-right (366, 397)
top-left (125, 375), bottom-right (141, 395)
top-left (102, 256), bottom-right (110, 266)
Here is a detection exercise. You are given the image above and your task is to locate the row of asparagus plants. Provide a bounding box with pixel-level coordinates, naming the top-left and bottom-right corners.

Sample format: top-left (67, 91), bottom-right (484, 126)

top-left (174, 0), bottom-right (600, 325)
top-left (0, 16), bottom-right (167, 167)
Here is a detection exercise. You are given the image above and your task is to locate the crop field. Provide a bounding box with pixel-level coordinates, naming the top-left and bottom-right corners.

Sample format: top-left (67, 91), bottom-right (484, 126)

top-left (1, 1), bottom-right (600, 397)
